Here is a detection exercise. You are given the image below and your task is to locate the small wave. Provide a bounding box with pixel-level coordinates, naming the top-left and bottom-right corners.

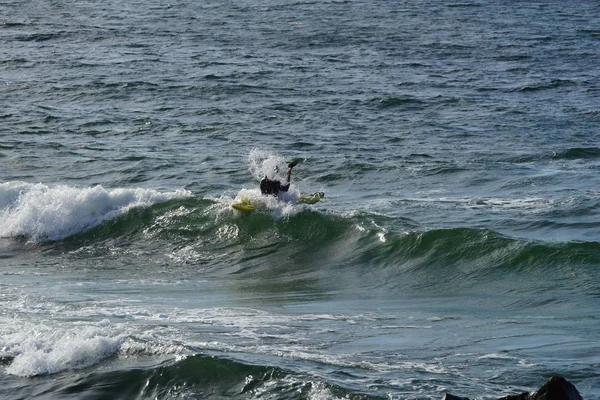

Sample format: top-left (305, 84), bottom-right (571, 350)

top-left (423, 166), bottom-right (468, 176)
top-left (356, 227), bottom-right (600, 293)
top-left (504, 147), bottom-right (600, 163)
top-left (0, 182), bottom-right (191, 242)
top-left (13, 32), bottom-right (68, 42)
top-left (370, 96), bottom-right (425, 109)
top-left (511, 79), bottom-right (578, 92)
top-left (446, 2), bottom-right (482, 8)
top-left (552, 147), bottom-right (600, 160)
top-left (27, 353), bottom-right (382, 400)
top-left (578, 28), bottom-right (600, 38)
top-left (409, 153), bottom-right (434, 159)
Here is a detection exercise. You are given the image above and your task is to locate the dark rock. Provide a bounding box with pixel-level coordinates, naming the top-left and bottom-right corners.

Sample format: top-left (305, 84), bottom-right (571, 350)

top-left (530, 377), bottom-right (582, 400)
top-left (442, 377), bottom-right (582, 400)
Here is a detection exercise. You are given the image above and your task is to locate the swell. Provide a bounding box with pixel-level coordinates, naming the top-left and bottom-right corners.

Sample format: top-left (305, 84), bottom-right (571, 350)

top-left (360, 228), bottom-right (600, 270)
top-left (506, 146), bottom-right (600, 163)
top-left (553, 147), bottom-right (600, 160)
top-left (59, 200), bottom-right (600, 294)
top-left (5, 185), bottom-right (598, 297)
top-left (2, 354), bottom-right (382, 400)
top-left (510, 78), bottom-right (579, 92)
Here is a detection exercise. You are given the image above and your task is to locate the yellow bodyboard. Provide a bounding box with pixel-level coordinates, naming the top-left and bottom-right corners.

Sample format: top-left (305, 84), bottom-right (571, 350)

top-left (231, 192), bottom-right (324, 213)
top-left (231, 198), bottom-right (258, 213)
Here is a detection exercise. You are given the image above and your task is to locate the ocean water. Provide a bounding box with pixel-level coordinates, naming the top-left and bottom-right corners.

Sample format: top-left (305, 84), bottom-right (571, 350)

top-left (1, 0), bottom-right (599, 399)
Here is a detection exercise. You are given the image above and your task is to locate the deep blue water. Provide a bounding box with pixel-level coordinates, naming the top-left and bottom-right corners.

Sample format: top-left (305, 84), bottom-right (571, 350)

top-left (1, 1), bottom-right (599, 398)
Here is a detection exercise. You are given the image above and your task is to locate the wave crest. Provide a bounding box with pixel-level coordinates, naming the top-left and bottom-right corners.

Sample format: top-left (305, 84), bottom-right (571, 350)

top-left (0, 182), bottom-right (191, 242)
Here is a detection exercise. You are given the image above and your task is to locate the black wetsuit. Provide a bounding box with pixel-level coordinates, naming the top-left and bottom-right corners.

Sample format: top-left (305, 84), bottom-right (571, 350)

top-left (260, 177), bottom-right (290, 196)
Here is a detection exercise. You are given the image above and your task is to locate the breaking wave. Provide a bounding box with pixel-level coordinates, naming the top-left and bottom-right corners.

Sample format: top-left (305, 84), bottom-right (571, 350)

top-left (0, 182), bottom-right (191, 242)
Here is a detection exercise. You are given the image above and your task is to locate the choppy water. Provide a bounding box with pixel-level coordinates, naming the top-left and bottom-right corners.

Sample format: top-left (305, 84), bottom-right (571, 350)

top-left (1, 0), bottom-right (599, 399)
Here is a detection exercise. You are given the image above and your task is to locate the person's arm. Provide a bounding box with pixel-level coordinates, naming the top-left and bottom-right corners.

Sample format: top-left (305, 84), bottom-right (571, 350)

top-left (286, 161), bottom-right (298, 183)
top-left (281, 161), bottom-right (297, 192)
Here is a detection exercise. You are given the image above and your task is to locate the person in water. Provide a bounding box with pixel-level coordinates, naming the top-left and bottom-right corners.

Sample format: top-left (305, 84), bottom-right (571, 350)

top-left (260, 161), bottom-right (298, 196)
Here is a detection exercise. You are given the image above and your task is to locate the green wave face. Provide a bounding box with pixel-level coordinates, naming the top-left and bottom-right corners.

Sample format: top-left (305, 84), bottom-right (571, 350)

top-left (4, 354), bottom-right (383, 400)
top-left (46, 197), bottom-right (600, 303)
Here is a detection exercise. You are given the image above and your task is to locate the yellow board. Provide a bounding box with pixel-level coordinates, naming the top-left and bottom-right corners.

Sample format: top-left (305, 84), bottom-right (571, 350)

top-left (298, 191), bottom-right (324, 204)
top-left (231, 198), bottom-right (258, 213)
top-left (231, 192), bottom-right (324, 213)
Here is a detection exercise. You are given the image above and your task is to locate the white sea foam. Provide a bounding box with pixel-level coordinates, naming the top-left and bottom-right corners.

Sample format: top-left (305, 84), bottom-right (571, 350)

top-left (232, 187), bottom-right (301, 217)
top-left (0, 311), bottom-right (187, 377)
top-left (0, 181), bottom-right (191, 242)
top-left (248, 148), bottom-right (290, 181)
top-left (1, 321), bottom-right (125, 377)
top-left (307, 382), bottom-right (347, 400)
top-left (0, 297), bottom-right (440, 379)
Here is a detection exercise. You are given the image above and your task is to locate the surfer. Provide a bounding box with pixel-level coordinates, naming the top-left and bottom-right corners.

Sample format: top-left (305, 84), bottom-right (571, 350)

top-left (260, 161), bottom-right (298, 196)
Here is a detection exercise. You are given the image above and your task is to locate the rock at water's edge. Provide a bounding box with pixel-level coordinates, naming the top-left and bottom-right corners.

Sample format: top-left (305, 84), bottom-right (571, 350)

top-left (536, 377), bottom-right (581, 400)
top-left (442, 377), bottom-right (583, 400)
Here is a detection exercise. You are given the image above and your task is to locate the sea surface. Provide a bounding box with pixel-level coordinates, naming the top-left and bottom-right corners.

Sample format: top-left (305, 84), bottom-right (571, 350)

top-left (1, 0), bottom-right (599, 399)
